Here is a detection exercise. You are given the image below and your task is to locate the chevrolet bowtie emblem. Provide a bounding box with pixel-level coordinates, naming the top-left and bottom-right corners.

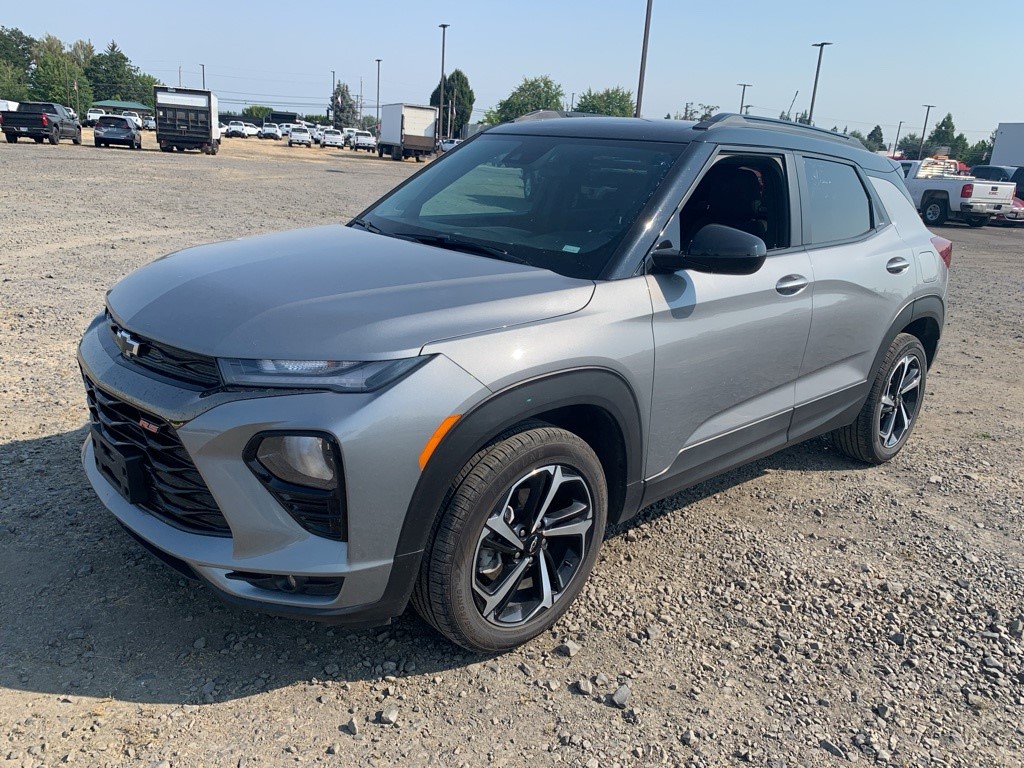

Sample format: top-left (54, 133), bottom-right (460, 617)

top-left (115, 329), bottom-right (143, 358)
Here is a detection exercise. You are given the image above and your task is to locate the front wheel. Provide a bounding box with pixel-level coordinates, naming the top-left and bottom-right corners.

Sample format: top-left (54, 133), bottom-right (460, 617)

top-left (832, 333), bottom-right (927, 464)
top-left (412, 425), bottom-right (607, 652)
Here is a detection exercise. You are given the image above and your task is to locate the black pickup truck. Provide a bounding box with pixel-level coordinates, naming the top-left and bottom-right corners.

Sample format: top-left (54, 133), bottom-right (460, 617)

top-left (1, 102), bottom-right (82, 145)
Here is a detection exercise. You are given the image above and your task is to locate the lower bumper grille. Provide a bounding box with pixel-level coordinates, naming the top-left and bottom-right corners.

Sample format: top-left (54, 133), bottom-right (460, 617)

top-left (84, 375), bottom-right (231, 537)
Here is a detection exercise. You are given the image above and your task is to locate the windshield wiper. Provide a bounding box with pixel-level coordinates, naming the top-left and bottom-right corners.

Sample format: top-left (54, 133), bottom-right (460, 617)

top-left (390, 232), bottom-right (529, 265)
top-left (350, 218), bottom-right (383, 234)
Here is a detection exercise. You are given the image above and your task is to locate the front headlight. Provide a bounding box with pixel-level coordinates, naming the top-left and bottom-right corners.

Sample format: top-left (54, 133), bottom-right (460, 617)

top-left (217, 356), bottom-right (427, 392)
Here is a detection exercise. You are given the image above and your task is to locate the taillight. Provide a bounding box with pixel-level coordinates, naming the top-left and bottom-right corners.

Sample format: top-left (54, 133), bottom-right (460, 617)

top-left (41, 113), bottom-right (48, 127)
top-left (961, 183), bottom-right (973, 198)
top-left (931, 236), bottom-right (953, 268)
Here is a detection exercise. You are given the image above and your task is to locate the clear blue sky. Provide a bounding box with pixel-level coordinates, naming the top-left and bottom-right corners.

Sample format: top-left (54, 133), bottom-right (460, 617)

top-left (7, 1), bottom-right (1014, 144)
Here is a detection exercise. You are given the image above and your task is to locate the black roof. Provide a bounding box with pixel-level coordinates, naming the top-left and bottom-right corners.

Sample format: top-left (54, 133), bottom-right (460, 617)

top-left (488, 112), bottom-right (893, 173)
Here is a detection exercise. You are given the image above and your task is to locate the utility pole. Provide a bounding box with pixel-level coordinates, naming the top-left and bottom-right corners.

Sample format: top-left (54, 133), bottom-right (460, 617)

top-left (635, 0), bottom-right (653, 117)
top-left (331, 70), bottom-right (335, 124)
top-left (375, 59), bottom-right (382, 135)
top-left (438, 23), bottom-right (449, 147)
top-left (200, 64), bottom-right (205, 89)
top-left (807, 42), bottom-right (832, 125)
top-left (570, 92), bottom-right (575, 111)
top-left (919, 105), bottom-right (935, 160)
top-left (891, 120), bottom-right (904, 158)
top-left (737, 83), bottom-right (751, 113)
top-left (359, 77), bottom-right (363, 124)
top-left (178, 65), bottom-right (182, 87)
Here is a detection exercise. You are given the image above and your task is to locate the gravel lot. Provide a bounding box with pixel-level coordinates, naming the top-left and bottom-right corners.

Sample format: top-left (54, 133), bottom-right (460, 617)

top-left (1, 136), bottom-right (1022, 768)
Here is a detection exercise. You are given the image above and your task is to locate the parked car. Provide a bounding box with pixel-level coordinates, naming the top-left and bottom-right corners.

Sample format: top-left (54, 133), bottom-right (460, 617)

top-left (93, 114), bottom-right (142, 149)
top-left (439, 138), bottom-right (462, 152)
top-left (970, 164), bottom-right (1024, 199)
top-left (279, 123), bottom-right (293, 136)
top-left (85, 108), bottom-right (106, 126)
top-left (218, 122), bottom-right (228, 136)
top-left (308, 124), bottom-right (323, 144)
top-left (899, 158), bottom-right (1015, 227)
top-left (258, 123), bottom-right (282, 140)
top-left (225, 121), bottom-right (246, 138)
top-left (1, 101), bottom-right (82, 145)
top-left (77, 113), bottom-right (949, 653)
top-left (288, 124), bottom-right (312, 147)
top-left (351, 130), bottom-right (377, 151)
top-left (143, 115), bottom-right (156, 131)
top-left (320, 128), bottom-right (344, 148)
top-left (121, 111), bottom-right (143, 129)
top-left (243, 122), bottom-right (259, 138)
top-left (342, 127), bottom-right (357, 146)
top-left (992, 196), bottom-right (1024, 226)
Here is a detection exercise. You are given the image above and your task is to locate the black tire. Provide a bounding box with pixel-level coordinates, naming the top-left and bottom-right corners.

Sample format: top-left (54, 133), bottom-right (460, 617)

top-left (833, 333), bottom-right (927, 465)
top-left (966, 214), bottom-right (990, 228)
top-left (412, 425), bottom-right (607, 652)
top-left (134, 137), bottom-right (142, 150)
top-left (48, 129), bottom-right (59, 145)
top-left (378, 145), bottom-right (384, 158)
top-left (288, 141), bottom-right (293, 147)
top-left (94, 138), bottom-right (101, 147)
top-left (922, 198), bottom-right (947, 226)
top-left (391, 145), bottom-right (402, 161)
top-left (72, 129), bottom-right (82, 145)
top-left (5, 134), bottom-right (17, 143)
top-left (160, 145), bottom-right (172, 152)
top-left (34, 136), bottom-right (43, 143)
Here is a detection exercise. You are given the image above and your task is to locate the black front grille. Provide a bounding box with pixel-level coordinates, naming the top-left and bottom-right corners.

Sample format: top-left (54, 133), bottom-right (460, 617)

top-left (108, 317), bottom-right (221, 389)
top-left (84, 376), bottom-right (231, 537)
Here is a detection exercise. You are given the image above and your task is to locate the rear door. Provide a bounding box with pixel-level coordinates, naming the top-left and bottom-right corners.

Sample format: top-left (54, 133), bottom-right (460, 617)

top-left (791, 155), bottom-right (918, 436)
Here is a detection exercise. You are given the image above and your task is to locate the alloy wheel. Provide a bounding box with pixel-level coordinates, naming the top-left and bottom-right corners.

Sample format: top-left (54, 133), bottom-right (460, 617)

top-left (878, 353), bottom-right (922, 448)
top-left (472, 464), bottom-right (595, 627)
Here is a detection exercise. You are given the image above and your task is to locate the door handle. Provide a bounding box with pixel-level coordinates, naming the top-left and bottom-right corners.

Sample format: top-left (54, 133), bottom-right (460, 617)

top-left (886, 256), bottom-right (911, 274)
top-left (775, 274), bottom-right (808, 295)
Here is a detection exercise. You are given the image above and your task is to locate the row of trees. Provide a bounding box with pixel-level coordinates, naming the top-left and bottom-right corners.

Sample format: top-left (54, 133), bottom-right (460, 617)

top-left (842, 113), bottom-right (992, 165)
top-left (1, 26), bottom-right (159, 111)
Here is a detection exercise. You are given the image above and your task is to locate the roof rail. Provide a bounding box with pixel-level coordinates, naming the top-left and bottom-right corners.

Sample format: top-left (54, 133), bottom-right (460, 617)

top-left (693, 112), bottom-right (864, 146)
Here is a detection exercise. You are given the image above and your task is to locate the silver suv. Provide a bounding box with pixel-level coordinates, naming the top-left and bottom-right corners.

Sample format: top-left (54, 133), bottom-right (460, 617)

top-left (78, 114), bottom-right (950, 652)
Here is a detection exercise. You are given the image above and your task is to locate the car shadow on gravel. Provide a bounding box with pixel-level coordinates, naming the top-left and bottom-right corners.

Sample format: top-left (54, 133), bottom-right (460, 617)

top-left (0, 426), bottom-right (857, 706)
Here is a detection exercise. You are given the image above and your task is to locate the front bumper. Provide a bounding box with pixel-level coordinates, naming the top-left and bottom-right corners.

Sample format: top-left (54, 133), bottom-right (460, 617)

top-left (78, 316), bottom-right (487, 623)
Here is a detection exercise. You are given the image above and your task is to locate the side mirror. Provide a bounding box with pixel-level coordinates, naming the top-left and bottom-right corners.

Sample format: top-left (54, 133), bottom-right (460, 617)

top-left (651, 224), bottom-right (767, 275)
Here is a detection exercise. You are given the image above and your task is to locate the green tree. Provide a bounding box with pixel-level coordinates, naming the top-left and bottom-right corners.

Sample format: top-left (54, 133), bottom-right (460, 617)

top-left (29, 46), bottom-right (92, 111)
top-left (575, 86), bottom-right (634, 117)
top-left (898, 133), bottom-right (922, 160)
top-left (0, 59), bottom-right (29, 101)
top-left (331, 82), bottom-right (358, 128)
top-left (866, 125), bottom-right (885, 152)
top-left (85, 41), bottom-right (135, 101)
top-left (960, 137), bottom-right (993, 167)
top-left (848, 129), bottom-right (868, 147)
top-left (430, 68), bottom-right (475, 138)
top-left (68, 39), bottom-right (95, 71)
top-left (0, 26), bottom-right (35, 79)
top-left (243, 104), bottom-right (272, 120)
top-left (131, 72), bottom-right (160, 107)
top-left (483, 75), bottom-right (564, 124)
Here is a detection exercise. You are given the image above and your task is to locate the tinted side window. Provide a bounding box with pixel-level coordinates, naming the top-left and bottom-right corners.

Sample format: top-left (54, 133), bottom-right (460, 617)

top-left (803, 157), bottom-right (872, 245)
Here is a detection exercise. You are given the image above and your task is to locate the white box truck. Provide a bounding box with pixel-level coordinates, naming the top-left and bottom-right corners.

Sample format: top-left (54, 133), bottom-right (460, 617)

top-left (991, 122), bottom-right (1024, 167)
top-left (378, 103), bottom-right (437, 162)
top-left (154, 86), bottom-right (220, 155)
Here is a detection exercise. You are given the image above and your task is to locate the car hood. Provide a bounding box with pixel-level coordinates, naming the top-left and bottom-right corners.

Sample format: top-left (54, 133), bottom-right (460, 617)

top-left (106, 225), bottom-right (595, 360)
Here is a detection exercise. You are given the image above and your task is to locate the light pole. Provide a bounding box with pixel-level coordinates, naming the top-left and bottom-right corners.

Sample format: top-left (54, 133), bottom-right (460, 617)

top-left (891, 120), bottom-right (903, 158)
top-left (331, 70), bottom-right (335, 124)
top-left (635, 0), bottom-right (653, 118)
top-left (737, 83), bottom-right (751, 114)
top-left (438, 23), bottom-right (449, 148)
top-left (807, 41), bottom-right (832, 125)
top-left (200, 64), bottom-right (205, 90)
top-left (375, 58), bottom-right (382, 135)
top-left (918, 104), bottom-right (935, 160)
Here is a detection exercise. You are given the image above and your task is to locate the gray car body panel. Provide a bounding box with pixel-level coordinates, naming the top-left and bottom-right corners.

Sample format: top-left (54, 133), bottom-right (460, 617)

top-left (106, 225), bottom-right (595, 360)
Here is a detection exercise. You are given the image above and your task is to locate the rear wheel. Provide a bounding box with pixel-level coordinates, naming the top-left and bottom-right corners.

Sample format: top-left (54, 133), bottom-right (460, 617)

top-left (412, 425), bottom-right (607, 652)
top-left (391, 145), bottom-right (401, 161)
top-left (833, 333), bottom-right (927, 464)
top-left (922, 198), bottom-right (947, 226)
top-left (966, 214), bottom-right (990, 228)
top-left (94, 138), bottom-right (101, 147)
top-left (72, 129), bottom-right (82, 145)
top-left (5, 134), bottom-right (17, 143)
top-left (48, 129), bottom-right (59, 145)
top-left (34, 136), bottom-right (43, 143)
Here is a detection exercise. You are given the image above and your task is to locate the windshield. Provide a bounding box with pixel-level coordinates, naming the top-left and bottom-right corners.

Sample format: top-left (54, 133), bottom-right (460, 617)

top-left (356, 134), bottom-right (684, 280)
top-left (357, 133), bottom-right (683, 279)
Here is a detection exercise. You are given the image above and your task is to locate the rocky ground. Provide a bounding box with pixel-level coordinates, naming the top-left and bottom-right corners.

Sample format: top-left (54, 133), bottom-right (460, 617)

top-left (0, 136), bottom-right (1022, 767)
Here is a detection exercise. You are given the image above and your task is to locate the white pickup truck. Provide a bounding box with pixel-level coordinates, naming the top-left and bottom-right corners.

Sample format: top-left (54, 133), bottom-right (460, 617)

top-left (899, 158), bottom-right (1016, 227)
